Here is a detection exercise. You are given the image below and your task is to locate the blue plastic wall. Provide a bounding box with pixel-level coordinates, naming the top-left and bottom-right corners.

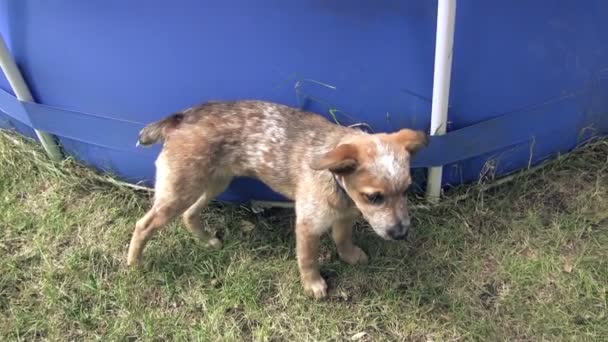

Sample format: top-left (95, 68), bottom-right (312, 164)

top-left (1, 1), bottom-right (607, 202)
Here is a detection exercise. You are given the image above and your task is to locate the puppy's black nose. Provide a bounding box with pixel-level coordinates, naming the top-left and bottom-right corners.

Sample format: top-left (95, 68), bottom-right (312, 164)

top-left (388, 223), bottom-right (409, 240)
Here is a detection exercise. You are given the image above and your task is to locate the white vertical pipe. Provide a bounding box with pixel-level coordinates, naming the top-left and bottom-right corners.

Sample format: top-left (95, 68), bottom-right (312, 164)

top-left (0, 36), bottom-right (62, 161)
top-left (426, 0), bottom-right (456, 202)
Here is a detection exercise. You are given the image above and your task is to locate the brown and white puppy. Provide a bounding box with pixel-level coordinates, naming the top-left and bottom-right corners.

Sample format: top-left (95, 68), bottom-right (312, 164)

top-left (128, 100), bottom-right (428, 299)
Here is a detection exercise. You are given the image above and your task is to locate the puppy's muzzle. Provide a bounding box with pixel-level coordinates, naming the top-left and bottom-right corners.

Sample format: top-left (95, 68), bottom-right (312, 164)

top-left (387, 223), bottom-right (409, 240)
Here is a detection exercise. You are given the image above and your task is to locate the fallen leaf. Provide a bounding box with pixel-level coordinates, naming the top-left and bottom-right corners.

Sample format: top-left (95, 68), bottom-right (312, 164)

top-left (563, 260), bottom-right (574, 273)
top-left (351, 332), bottom-right (367, 341)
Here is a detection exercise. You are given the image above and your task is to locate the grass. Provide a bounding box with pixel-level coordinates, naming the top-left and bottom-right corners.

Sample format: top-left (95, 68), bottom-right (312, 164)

top-left (0, 130), bottom-right (607, 341)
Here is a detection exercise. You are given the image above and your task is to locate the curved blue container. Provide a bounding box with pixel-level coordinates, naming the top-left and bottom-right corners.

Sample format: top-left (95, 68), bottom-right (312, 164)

top-left (1, 1), bottom-right (607, 202)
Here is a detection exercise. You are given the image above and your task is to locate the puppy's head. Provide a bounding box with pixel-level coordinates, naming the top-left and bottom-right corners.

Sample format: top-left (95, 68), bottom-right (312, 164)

top-left (310, 129), bottom-right (428, 240)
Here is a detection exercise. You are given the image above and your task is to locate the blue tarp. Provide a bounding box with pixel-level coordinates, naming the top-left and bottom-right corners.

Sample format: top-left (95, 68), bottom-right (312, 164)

top-left (1, 1), bottom-right (607, 202)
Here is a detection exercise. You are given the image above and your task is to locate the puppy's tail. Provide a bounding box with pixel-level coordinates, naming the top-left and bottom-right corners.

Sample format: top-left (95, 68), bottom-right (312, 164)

top-left (136, 113), bottom-right (185, 147)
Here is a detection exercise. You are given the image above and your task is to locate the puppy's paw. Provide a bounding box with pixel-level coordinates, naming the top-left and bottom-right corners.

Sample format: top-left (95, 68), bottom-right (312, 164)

top-left (204, 237), bottom-right (223, 250)
top-left (339, 245), bottom-right (369, 265)
top-left (303, 275), bottom-right (328, 299)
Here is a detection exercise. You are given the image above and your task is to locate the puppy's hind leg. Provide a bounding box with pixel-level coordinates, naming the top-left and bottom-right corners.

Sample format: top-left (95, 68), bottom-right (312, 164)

top-left (182, 176), bottom-right (232, 249)
top-left (127, 197), bottom-right (190, 266)
top-left (127, 153), bottom-right (206, 266)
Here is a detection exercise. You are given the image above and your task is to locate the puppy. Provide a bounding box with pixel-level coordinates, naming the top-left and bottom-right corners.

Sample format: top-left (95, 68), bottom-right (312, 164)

top-left (128, 100), bottom-right (428, 299)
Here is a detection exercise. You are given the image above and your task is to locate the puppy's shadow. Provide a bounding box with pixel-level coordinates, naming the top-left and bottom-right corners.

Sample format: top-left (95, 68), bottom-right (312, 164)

top-left (318, 223), bottom-right (457, 304)
top-left (143, 204), bottom-right (472, 309)
top-left (144, 206), bottom-right (296, 279)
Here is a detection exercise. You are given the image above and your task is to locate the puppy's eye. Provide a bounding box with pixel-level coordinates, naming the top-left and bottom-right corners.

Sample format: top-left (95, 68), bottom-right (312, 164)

top-left (363, 192), bottom-right (384, 205)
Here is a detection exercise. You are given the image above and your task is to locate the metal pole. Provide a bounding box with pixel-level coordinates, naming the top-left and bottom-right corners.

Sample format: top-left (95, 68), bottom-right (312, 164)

top-left (0, 35), bottom-right (62, 161)
top-left (425, 0), bottom-right (456, 202)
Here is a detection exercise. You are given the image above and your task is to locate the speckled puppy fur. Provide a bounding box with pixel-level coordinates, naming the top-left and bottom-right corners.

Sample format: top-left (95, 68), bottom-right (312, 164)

top-left (127, 100), bottom-right (428, 299)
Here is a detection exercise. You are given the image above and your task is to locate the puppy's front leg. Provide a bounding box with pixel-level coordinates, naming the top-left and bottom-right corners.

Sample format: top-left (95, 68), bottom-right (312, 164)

top-left (332, 218), bottom-right (368, 265)
top-left (296, 220), bottom-right (327, 299)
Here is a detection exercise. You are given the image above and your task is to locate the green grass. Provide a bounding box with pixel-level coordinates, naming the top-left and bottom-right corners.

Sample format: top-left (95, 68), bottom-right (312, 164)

top-left (0, 131), bottom-right (606, 341)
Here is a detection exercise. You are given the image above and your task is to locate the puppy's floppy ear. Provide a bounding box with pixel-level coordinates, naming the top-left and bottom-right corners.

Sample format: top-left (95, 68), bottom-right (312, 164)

top-left (393, 129), bottom-right (429, 155)
top-left (310, 144), bottom-right (359, 174)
